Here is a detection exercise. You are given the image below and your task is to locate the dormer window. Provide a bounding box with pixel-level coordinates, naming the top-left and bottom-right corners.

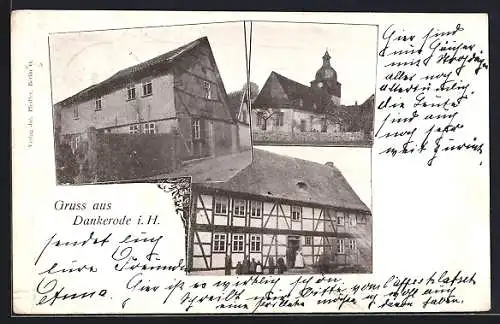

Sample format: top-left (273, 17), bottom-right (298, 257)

top-left (297, 181), bottom-right (307, 190)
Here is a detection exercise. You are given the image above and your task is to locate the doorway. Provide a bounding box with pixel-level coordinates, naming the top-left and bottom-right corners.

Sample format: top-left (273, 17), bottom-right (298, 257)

top-left (287, 236), bottom-right (301, 268)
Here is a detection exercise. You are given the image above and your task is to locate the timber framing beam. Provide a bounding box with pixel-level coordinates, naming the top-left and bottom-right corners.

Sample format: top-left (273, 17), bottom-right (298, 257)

top-left (192, 223), bottom-right (357, 238)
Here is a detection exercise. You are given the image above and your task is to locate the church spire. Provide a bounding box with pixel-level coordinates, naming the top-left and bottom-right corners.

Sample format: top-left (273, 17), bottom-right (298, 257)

top-left (322, 50), bottom-right (331, 66)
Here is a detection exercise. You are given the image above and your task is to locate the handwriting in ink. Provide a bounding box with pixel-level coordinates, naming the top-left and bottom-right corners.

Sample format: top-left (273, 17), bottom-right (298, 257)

top-left (34, 232), bottom-right (112, 266)
top-left (36, 276), bottom-right (108, 306)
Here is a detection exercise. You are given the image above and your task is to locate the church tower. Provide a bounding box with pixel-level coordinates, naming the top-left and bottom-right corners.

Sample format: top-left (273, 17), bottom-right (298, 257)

top-left (310, 50), bottom-right (342, 105)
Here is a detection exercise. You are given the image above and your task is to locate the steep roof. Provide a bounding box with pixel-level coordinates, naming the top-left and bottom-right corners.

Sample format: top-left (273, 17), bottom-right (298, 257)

top-left (272, 72), bottom-right (313, 101)
top-left (197, 148), bottom-right (370, 212)
top-left (56, 37), bottom-right (215, 107)
top-left (253, 71), bottom-right (338, 112)
top-left (253, 72), bottom-right (312, 109)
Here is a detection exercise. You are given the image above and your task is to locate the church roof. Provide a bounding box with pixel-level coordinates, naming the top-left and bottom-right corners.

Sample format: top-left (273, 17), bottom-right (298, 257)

top-left (253, 71), bottom-right (339, 112)
top-left (196, 148), bottom-right (371, 213)
top-left (315, 50), bottom-right (338, 82)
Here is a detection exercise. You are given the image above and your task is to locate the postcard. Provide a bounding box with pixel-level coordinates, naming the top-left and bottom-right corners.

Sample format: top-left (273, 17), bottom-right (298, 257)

top-left (11, 11), bottom-right (490, 314)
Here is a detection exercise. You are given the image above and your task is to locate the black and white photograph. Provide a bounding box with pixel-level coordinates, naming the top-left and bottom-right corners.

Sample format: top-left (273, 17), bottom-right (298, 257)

top-left (50, 22), bottom-right (253, 185)
top-left (248, 22), bottom-right (377, 147)
top-left (186, 146), bottom-right (372, 276)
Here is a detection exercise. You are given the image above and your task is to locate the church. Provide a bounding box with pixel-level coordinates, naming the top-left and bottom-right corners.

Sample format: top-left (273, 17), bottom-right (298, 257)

top-left (250, 51), bottom-right (374, 144)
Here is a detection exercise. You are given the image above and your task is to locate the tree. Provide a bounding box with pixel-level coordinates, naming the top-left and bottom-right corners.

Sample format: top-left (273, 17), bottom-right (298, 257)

top-left (55, 141), bottom-right (78, 184)
top-left (241, 81), bottom-right (260, 100)
top-left (254, 108), bottom-right (279, 131)
top-left (228, 81), bottom-right (260, 122)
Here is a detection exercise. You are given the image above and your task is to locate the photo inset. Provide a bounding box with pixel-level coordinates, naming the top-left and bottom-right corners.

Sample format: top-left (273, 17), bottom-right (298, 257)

top-left (249, 22), bottom-right (377, 147)
top-left (50, 22), bottom-right (252, 185)
top-left (186, 146), bottom-right (372, 275)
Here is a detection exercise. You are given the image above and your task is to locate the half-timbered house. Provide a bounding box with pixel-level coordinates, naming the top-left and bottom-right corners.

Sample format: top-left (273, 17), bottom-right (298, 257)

top-left (54, 36), bottom-right (251, 161)
top-left (187, 148), bottom-right (372, 274)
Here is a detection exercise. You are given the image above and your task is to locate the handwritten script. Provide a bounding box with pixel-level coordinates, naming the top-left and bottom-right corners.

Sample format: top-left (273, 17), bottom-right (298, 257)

top-left (376, 23), bottom-right (488, 166)
top-left (31, 200), bottom-right (478, 313)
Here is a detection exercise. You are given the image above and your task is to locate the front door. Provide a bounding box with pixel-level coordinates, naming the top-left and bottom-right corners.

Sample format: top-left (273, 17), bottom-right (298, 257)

top-left (191, 118), bottom-right (211, 159)
top-left (287, 236), bottom-right (301, 268)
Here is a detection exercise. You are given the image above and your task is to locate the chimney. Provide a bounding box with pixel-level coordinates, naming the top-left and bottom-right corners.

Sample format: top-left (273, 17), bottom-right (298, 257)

top-left (325, 162), bottom-right (335, 168)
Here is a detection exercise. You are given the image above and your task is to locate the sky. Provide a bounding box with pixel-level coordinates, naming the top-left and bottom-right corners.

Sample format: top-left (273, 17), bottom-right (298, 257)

top-left (256, 145), bottom-right (372, 210)
top-left (49, 21), bottom-right (377, 105)
top-left (250, 21), bottom-right (378, 106)
top-left (49, 22), bottom-right (249, 103)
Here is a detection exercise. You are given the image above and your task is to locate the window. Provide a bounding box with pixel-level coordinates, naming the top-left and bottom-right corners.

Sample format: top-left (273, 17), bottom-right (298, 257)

top-left (241, 110), bottom-right (248, 123)
top-left (336, 211), bottom-right (345, 226)
top-left (305, 236), bottom-right (312, 246)
top-left (202, 81), bottom-right (213, 99)
top-left (129, 124), bottom-right (139, 134)
top-left (349, 213), bottom-right (357, 226)
top-left (256, 113), bottom-right (263, 126)
top-left (233, 199), bottom-right (246, 216)
top-left (213, 233), bottom-right (226, 252)
top-left (232, 234), bottom-right (244, 252)
top-left (349, 239), bottom-right (356, 251)
top-left (192, 119), bottom-right (201, 140)
top-left (215, 196), bottom-right (228, 214)
top-left (142, 81), bottom-right (153, 96)
top-left (357, 214), bottom-right (368, 223)
top-left (299, 99), bottom-right (304, 107)
top-left (313, 103), bottom-right (317, 110)
top-left (73, 136), bottom-right (80, 151)
top-left (274, 112), bottom-right (284, 126)
top-left (291, 206), bottom-right (301, 221)
top-left (144, 122), bottom-right (156, 134)
top-left (127, 84), bottom-right (136, 100)
top-left (250, 201), bottom-right (262, 218)
top-left (95, 97), bottom-right (102, 111)
top-left (337, 239), bottom-right (345, 254)
top-left (73, 106), bottom-right (79, 119)
top-left (250, 235), bottom-right (261, 252)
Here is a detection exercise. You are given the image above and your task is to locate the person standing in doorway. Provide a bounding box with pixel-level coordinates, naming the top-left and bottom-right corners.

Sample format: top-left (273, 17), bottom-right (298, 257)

top-left (294, 248), bottom-right (305, 268)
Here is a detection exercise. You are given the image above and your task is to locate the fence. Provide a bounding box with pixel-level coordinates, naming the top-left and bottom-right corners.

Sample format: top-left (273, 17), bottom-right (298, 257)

top-left (74, 127), bottom-right (186, 183)
top-left (252, 129), bottom-right (371, 146)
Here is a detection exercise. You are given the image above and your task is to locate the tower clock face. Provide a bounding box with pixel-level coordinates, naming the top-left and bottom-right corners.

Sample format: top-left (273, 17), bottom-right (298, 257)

top-left (318, 82), bottom-right (323, 88)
